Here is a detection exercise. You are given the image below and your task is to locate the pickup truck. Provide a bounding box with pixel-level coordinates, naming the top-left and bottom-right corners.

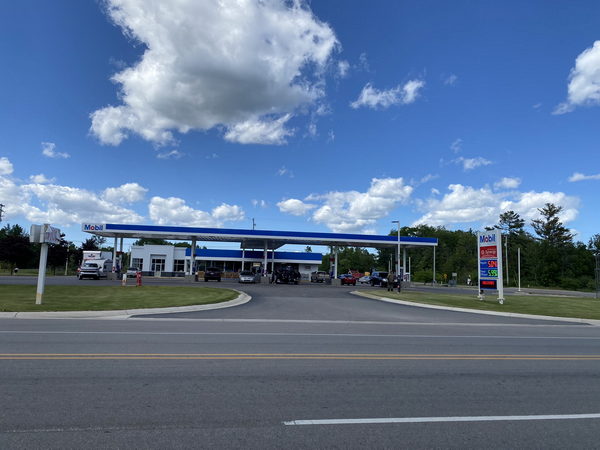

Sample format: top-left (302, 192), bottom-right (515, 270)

top-left (310, 271), bottom-right (329, 283)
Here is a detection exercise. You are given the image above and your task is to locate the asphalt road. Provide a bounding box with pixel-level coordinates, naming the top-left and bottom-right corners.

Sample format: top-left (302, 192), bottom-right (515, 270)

top-left (1, 277), bottom-right (600, 448)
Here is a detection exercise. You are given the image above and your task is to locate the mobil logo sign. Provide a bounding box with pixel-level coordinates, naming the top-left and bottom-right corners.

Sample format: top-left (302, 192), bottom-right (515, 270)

top-left (479, 245), bottom-right (498, 258)
top-left (479, 234), bottom-right (497, 244)
top-left (82, 224), bottom-right (104, 231)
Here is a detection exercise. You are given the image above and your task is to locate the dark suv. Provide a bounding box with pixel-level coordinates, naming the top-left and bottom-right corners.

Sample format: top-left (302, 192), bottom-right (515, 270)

top-left (370, 271), bottom-right (389, 287)
top-left (204, 267), bottom-right (222, 282)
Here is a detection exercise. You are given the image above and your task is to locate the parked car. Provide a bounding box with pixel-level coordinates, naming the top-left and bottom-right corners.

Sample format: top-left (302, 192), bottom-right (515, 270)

top-left (126, 267), bottom-right (140, 278)
top-left (238, 270), bottom-right (259, 283)
top-left (204, 267), bottom-right (222, 282)
top-left (370, 271), bottom-right (389, 287)
top-left (338, 274), bottom-right (357, 286)
top-left (358, 275), bottom-right (372, 284)
top-left (310, 271), bottom-right (329, 283)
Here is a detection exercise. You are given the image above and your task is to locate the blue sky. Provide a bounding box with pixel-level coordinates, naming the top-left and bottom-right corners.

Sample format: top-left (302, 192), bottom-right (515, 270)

top-left (1, 0), bottom-right (599, 249)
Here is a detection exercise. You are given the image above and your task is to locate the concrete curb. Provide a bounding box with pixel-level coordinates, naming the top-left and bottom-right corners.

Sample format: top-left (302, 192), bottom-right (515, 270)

top-left (0, 290), bottom-right (251, 320)
top-left (351, 291), bottom-right (600, 326)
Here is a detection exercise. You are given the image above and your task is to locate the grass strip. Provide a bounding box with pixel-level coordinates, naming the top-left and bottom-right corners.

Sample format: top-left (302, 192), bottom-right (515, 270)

top-left (0, 285), bottom-right (238, 312)
top-left (371, 290), bottom-right (600, 320)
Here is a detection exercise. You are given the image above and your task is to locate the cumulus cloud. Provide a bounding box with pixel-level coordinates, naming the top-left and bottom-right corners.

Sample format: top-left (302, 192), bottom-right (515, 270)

top-left (453, 156), bottom-right (492, 171)
top-left (568, 172), bottom-right (600, 182)
top-left (41, 142), bottom-right (70, 159)
top-left (0, 157), bottom-right (145, 226)
top-left (29, 174), bottom-right (55, 184)
top-left (90, 0), bottom-right (339, 146)
top-left (0, 157), bottom-right (14, 175)
top-left (277, 198), bottom-right (316, 216)
top-left (224, 114), bottom-right (294, 145)
top-left (149, 197), bottom-right (245, 226)
top-left (350, 79), bottom-right (425, 109)
top-left (20, 183), bottom-right (144, 226)
top-left (279, 177), bottom-right (413, 233)
top-left (554, 41), bottom-right (600, 114)
top-left (493, 177), bottom-right (521, 190)
top-left (102, 183), bottom-right (147, 204)
top-left (414, 183), bottom-right (579, 228)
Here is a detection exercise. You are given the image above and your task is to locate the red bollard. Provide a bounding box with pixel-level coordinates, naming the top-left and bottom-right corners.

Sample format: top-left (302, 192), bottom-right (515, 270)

top-left (136, 271), bottom-right (142, 287)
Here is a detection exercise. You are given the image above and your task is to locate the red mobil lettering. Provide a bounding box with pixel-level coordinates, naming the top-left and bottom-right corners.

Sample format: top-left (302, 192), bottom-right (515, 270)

top-left (479, 245), bottom-right (497, 258)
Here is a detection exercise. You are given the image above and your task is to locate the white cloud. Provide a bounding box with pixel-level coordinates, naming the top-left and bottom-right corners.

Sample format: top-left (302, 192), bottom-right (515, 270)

top-left (224, 114), bottom-right (294, 145)
top-left (277, 198), bottom-right (316, 216)
top-left (337, 60), bottom-right (350, 78)
top-left (444, 74), bottom-right (458, 86)
top-left (401, 79), bottom-right (425, 104)
top-left (90, 0), bottom-right (339, 146)
top-left (450, 138), bottom-right (462, 154)
top-left (494, 177), bottom-right (521, 190)
top-left (0, 157), bottom-right (13, 175)
top-left (102, 183), bottom-right (148, 204)
top-left (568, 172), bottom-right (600, 182)
top-left (453, 156), bottom-right (492, 171)
top-left (41, 142), bottom-right (70, 159)
top-left (289, 177), bottom-right (413, 233)
top-left (554, 40), bottom-right (600, 114)
top-left (277, 166), bottom-right (294, 178)
top-left (350, 79), bottom-right (425, 109)
top-left (20, 183), bottom-right (144, 226)
top-left (251, 199), bottom-right (268, 208)
top-left (156, 149), bottom-right (184, 160)
top-left (414, 183), bottom-right (579, 228)
top-left (149, 197), bottom-right (245, 226)
top-left (0, 159), bottom-right (145, 226)
top-left (29, 174), bottom-right (55, 184)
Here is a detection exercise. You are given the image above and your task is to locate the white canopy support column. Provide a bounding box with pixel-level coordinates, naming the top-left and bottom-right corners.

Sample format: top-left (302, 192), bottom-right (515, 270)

top-left (241, 248), bottom-right (245, 271)
top-left (112, 237), bottom-right (117, 268)
top-left (333, 247), bottom-right (338, 279)
top-left (263, 241), bottom-right (268, 275)
top-left (119, 237), bottom-right (124, 271)
top-left (271, 249), bottom-right (275, 274)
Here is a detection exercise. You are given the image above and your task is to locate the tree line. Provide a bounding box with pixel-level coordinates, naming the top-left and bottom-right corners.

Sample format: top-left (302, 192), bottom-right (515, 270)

top-left (1, 203), bottom-right (599, 289)
top-left (319, 203), bottom-right (599, 290)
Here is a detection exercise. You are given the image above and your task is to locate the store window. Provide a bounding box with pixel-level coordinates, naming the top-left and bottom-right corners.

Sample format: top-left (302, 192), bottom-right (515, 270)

top-left (151, 255), bottom-right (166, 272)
top-left (131, 258), bottom-right (143, 270)
top-left (173, 259), bottom-right (185, 272)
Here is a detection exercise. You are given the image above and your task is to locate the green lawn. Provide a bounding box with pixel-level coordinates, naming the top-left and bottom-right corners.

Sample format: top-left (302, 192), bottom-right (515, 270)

top-left (0, 285), bottom-right (239, 312)
top-left (370, 290), bottom-right (600, 320)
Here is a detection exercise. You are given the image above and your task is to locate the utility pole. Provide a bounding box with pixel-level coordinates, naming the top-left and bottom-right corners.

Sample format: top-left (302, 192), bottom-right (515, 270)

top-left (0, 203), bottom-right (5, 222)
top-left (252, 218), bottom-right (256, 230)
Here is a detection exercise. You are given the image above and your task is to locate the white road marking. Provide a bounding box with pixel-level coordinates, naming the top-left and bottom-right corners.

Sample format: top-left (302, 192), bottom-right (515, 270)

top-left (1, 330), bottom-right (600, 339)
top-left (283, 413), bottom-right (600, 426)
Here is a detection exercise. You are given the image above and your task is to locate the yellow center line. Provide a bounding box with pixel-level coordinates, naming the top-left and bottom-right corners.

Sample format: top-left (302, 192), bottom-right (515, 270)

top-left (0, 353), bottom-right (600, 360)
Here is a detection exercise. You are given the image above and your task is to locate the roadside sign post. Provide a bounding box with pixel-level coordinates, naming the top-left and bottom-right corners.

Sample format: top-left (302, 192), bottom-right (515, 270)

top-left (30, 224), bottom-right (61, 305)
top-left (477, 229), bottom-right (504, 304)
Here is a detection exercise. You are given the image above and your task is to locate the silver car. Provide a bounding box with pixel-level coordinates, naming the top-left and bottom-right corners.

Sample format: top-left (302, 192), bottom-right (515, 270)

top-left (238, 270), bottom-right (259, 283)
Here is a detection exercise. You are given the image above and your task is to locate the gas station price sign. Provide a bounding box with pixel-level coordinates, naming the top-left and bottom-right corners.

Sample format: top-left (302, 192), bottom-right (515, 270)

top-left (477, 229), bottom-right (504, 301)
